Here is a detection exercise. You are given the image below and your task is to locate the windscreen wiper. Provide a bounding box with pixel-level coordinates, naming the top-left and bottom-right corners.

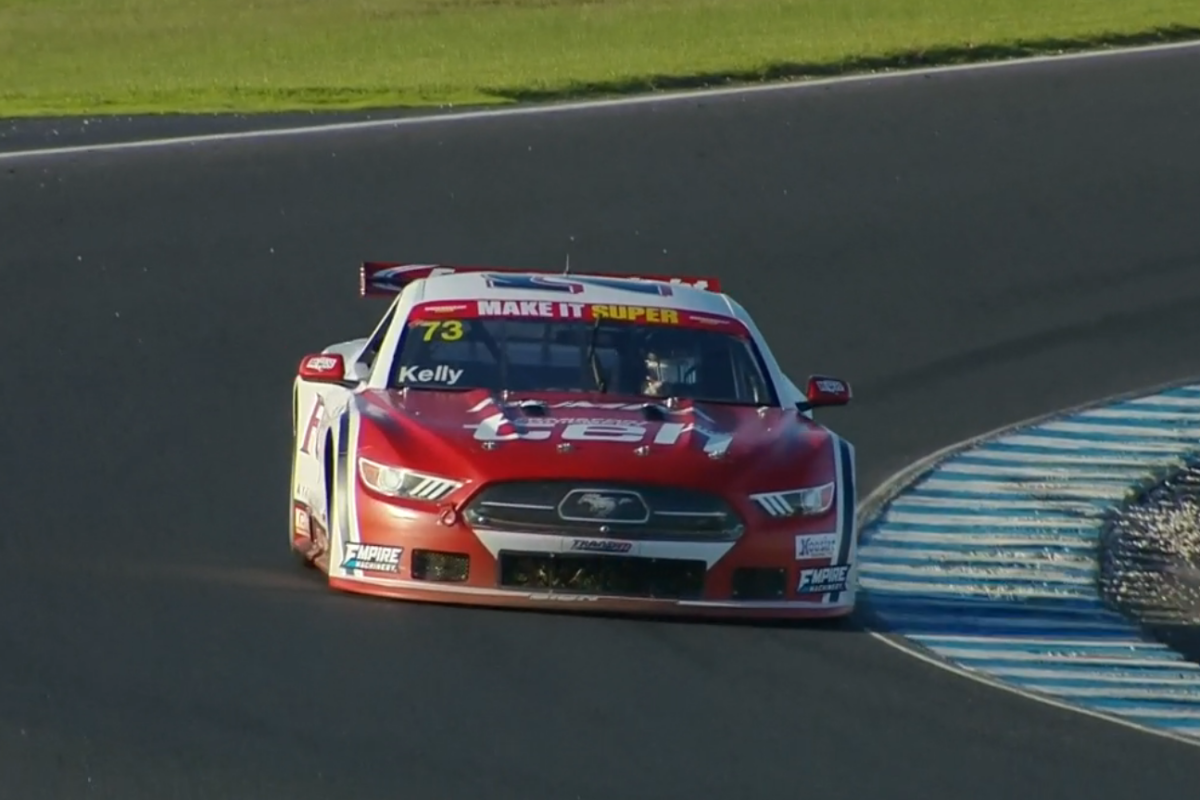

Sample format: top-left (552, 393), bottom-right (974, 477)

top-left (585, 319), bottom-right (607, 393)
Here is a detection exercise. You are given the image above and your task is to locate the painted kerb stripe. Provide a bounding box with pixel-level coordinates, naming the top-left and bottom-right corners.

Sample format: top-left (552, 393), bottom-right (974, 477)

top-left (858, 383), bottom-right (1200, 741)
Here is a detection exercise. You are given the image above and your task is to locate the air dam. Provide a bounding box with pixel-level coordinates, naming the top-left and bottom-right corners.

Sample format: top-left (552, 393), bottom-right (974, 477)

top-left (858, 381), bottom-right (1200, 744)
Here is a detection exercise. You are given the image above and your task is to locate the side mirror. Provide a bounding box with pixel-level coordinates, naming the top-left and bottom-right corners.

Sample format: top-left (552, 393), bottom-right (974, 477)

top-left (298, 353), bottom-right (346, 383)
top-left (798, 375), bottom-right (851, 412)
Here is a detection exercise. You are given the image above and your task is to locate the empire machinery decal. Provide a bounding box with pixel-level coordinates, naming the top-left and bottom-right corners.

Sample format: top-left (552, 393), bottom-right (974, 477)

top-left (341, 544), bottom-right (404, 573)
top-left (797, 564), bottom-right (851, 594)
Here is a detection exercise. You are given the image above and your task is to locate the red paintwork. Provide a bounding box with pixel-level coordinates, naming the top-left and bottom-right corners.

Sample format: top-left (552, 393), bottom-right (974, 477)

top-left (354, 389), bottom-right (832, 497)
top-left (292, 387), bottom-right (853, 619)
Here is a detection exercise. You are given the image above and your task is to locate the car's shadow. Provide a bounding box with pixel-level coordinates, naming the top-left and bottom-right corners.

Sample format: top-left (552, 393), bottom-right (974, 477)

top-left (341, 587), bottom-right (875, 633)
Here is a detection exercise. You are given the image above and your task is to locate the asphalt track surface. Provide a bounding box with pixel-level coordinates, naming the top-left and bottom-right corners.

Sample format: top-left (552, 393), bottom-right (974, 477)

top-left (3, 44), bottom-right (1200, 800)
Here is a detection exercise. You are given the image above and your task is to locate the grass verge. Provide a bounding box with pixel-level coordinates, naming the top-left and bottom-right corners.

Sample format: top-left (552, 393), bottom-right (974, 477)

top-left (2, 0), bottom-right (1199, 118)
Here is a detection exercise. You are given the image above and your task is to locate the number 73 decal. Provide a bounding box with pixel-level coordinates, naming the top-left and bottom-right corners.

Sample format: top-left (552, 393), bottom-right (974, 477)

top-left (413, 320), bottom-right (464, 341)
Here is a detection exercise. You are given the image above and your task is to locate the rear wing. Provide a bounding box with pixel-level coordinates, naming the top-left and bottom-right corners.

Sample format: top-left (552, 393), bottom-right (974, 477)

top-left (359, 262), bottom-right (722, 297)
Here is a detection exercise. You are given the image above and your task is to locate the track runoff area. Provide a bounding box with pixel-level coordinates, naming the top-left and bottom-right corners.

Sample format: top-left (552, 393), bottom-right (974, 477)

top-left (857, 379), bottom-right (1200, 745)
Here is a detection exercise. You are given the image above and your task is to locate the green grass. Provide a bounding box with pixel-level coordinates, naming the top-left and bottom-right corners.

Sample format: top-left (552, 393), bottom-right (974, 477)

top-left (2, 0), bottom-right (1199, 118)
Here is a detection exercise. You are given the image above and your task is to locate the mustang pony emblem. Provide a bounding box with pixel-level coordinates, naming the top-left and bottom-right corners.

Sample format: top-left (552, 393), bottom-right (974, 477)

top-left (575, 492), bottom-right (634, 517)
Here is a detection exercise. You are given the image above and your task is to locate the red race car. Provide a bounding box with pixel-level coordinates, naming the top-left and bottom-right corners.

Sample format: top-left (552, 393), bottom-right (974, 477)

top-left (289, 262), bottom-right (857, 618)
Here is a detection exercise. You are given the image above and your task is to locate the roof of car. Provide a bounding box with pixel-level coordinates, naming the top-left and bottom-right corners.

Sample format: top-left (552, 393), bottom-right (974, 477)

top-left (415, 270), bottom-right (737, 315)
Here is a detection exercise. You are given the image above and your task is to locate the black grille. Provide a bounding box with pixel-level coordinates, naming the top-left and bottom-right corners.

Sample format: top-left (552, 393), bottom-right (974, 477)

top-left (412, 550), bottom-right (470, 582)
top-left (464, 480), bottom-right (744, 541)
top-left (498, 551), bottom-right (706, 599)
top-left (731, 567), bottom-right (787, 600)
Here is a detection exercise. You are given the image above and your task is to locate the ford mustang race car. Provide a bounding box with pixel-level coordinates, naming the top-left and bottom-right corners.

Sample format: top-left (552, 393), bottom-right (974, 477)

top-left (289, 261), bottom-right (858, 618)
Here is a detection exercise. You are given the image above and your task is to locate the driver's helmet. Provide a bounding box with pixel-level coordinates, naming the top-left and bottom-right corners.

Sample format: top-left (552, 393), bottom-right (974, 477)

top-left (640, 331), bottom-right (700, 397)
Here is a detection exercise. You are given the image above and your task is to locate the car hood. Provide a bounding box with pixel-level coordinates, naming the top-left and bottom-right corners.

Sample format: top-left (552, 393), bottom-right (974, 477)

top-left (355, 388), bottom-right (834, 491)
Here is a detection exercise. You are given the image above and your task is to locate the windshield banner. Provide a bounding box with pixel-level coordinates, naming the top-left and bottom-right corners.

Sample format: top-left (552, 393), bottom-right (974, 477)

top-left (408, 300), bottom-right (749, 335)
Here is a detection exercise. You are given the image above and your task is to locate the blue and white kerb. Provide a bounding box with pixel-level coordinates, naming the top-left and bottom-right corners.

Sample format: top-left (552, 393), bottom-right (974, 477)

top-left (859, 384), bottom-right (1200, 742)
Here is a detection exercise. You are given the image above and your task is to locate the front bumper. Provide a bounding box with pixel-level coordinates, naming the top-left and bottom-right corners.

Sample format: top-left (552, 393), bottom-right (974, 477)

top-left (304, 492), bottom-right (858, 619)
top-left (329, 572), bottom-right (855, 619)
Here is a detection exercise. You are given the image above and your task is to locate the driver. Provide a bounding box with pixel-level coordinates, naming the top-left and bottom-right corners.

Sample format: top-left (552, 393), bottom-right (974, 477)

top-left (639, 330), bottom-right (701, 397)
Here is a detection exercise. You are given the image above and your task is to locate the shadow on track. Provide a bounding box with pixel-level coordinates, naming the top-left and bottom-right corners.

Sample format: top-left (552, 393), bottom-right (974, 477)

top-left (485, 25), bottom-right (1200, 104)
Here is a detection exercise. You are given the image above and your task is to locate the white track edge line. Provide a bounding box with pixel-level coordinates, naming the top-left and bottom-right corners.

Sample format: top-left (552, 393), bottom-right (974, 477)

top-left (855, 372), bottom-right (1200, 750)
top-left (3, 38), bottom-right (1200, 162)
top-left (865, 632), bottom-right (1200, 748)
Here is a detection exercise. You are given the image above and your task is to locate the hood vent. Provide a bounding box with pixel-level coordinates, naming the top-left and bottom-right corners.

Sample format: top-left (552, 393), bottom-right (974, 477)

top-left (639, 403), bottom-right (669, 422)
top-left (515, 399), bottom-right (549, 417)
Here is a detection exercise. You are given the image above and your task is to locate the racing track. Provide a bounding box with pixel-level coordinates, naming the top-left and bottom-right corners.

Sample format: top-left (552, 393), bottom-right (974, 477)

top-left (3, 45), bottom-right (1200, 800)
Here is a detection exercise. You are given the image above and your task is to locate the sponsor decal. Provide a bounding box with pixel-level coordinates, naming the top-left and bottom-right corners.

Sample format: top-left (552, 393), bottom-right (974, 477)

top-left (483, 273), bottom-right (678, 296)
top-left (686, 315), bottom-right (733, 326)
top-left (528, 593), bottom-right (601, 602)
top-left (473, 299), bottom-right (681, 325)
top-left (294, 506), bottom-right (311, 536)
top-left (341, 543), bottom-right (404, 573)
top-left (466, 397), bottom-right (716, 422)
top-left (590, 304), bottom-right (680, 324)
top-left (570, 538), bottom-right (634, 553)
top-left (408, 301), bottom-right (746, 334)
top-left (479, 299), bottom-right (579, 317)
top-left (815, 379), bottom-right (848, 394)
top-left (366, 264), bottom-right (451, 292)
top-left (795, 532), bottom-right (838, 560)
top-left (305, 355), bottom-right (340, 372)
top-left (797, 564), bottom-right (851, 594)
top-left (298, 396), bottom-right (326, 455)
top-left (464, 414), bottom-right (728, 451)
top-left (569, 276), bottom-right (677, 296)
top-left (396, 365), bottom-right (464, 385)
top-left (484, 274), bottom-right (587, 294)
top-left (520, 417), bottom-right (646, 428)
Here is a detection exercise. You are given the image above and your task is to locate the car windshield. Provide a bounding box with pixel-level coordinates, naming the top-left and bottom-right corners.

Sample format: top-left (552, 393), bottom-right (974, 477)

top-left (388, 304), bottom-right (777, 405)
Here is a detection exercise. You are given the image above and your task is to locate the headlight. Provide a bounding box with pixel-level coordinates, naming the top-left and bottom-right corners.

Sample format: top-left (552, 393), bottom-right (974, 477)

top-left (358, 457), bottom-right (463, 502)
top-left (750, 482), bottom-right (835, 517)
